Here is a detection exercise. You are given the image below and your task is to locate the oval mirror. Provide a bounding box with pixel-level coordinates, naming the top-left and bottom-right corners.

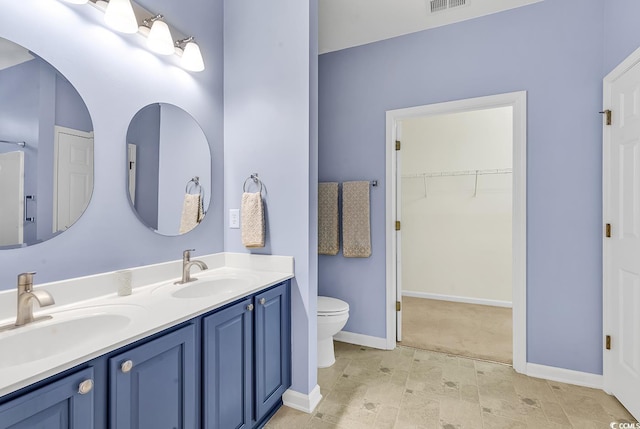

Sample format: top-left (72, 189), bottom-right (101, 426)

top-left (0, 36), bottom-right (94, 249)
top-left (126, 103), bottom-right (211, 235)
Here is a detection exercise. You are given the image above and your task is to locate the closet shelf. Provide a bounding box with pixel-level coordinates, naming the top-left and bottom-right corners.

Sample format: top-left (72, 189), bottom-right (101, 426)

top-left (401, 168), bottom-right (512, 179)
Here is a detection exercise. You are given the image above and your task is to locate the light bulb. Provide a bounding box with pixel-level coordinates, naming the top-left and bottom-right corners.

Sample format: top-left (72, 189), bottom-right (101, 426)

top-left (147, 20), bottom-right (174, 55)
top-left (181, 41), bottom-right (204, 72)
top-left (104, 0), bottom-right (138, 34)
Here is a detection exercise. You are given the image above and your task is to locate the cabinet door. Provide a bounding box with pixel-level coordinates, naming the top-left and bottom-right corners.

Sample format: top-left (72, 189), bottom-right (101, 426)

top-left (0, 367), bottom-right (95, 429)
top-left (109, 324), bottom-right (196, 429)
top-left (203, 298), bottom-right (253, 429)
top-left (254, 282), bottom-right (291, 421)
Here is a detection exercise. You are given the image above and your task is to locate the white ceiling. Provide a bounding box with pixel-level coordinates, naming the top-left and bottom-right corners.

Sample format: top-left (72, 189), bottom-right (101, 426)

top-left (318, 0), bottom-right (543, 54)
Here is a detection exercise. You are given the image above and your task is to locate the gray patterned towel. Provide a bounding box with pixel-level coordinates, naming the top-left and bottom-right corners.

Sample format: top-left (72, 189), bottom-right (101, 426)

top-left (318, 182), bottom-right (339, 255)
top-left (342, 181), bottom-right (371, 257)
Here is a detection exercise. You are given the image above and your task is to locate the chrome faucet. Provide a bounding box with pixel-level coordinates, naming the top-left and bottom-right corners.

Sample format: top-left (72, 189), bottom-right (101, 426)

top-left (175, 249), bottom-right (208, 285)
top-left (15, 272), bottom-right (55, 327)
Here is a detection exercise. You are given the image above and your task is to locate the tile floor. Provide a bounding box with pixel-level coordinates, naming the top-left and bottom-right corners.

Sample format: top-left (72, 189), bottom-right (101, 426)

top-left (266, 342), bottom-right (637, 429)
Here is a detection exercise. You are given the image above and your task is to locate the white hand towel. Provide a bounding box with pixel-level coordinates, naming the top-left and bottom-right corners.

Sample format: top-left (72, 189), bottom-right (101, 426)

top-left (241, 192), bottom-right (265, 248)
top-left (179, 193), bottom-right (202, 234)
top-left (342, 181), bottom-right (371, 258)
top-left (318, 182), bottom-right (339, 255)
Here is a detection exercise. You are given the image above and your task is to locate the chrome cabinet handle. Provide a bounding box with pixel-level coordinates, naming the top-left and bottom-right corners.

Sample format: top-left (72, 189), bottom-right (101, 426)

top-left (78, 379), bottom-right (93, 395)
top-left (121, 360), bottom-right (134, 373)
top-left (259, 298), bottom-right (266, 306)
top-left (247, 304), bottom-right (254, 311)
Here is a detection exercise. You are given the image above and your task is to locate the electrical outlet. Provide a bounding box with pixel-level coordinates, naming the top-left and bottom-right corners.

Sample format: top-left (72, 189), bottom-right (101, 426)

top-left (229, 209), bottom-right (240, 228)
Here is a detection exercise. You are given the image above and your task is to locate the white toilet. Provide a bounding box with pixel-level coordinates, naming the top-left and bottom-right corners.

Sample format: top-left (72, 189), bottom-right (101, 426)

top-left (317, 296), bottom-right (350, 368)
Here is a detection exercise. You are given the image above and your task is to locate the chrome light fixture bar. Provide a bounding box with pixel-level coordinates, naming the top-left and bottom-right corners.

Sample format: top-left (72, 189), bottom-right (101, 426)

top-left (59, 0), bottom-right (205, 72)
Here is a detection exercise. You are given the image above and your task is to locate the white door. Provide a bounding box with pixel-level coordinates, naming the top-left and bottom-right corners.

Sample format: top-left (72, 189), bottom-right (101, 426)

top-left (604, 56), bottom-right (640, 420)
top-left (128, 143), bottom-right (137, 204)
top-left (53, 127), bottom-right (94, 232)
top-left (0, 151), bottom-right (24, 246)
top-left (396, 121), bottom-right (403, 342)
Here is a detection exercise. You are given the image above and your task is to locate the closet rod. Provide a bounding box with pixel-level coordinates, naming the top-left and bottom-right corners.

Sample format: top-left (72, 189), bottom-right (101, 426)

top-left (402, 168), bottom-right (512, 179)
top-left (0, 140), bottom-right (25, 147)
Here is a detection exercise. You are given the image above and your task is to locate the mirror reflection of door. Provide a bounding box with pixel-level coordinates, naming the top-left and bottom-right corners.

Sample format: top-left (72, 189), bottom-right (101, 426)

top-left (53, 126), bottom-right (94, 232)
top-left (128, 144), bottom-right (137, 204)
top-left (0, 151), bottom-right (24, 246)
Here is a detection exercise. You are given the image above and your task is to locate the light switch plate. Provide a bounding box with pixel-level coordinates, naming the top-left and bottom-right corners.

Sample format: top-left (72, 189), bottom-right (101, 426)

top-left (229, 209), bottom-right (240, 228)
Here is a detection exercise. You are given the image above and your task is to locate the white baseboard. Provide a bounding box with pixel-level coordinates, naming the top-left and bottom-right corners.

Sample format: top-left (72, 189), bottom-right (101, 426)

top-left (282, 385), bottom-right (322, 414)
top-left (403, 291), bottom-right (513, 308)
top-left (526, 363), bottom-right (603, 390)
top-left (334, 330), bottom-right (391, 350)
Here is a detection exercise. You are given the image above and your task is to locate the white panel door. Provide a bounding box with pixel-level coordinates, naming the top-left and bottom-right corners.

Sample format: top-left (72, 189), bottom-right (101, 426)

top-left (605, 59), bottom-right (640, 420)
top-left (0, 151), bottom-right (24, 246)
top-left (53, 127), bottom-right (94, 232)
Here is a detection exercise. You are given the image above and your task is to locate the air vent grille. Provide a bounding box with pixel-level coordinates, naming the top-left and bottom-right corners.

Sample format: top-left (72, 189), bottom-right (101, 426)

top-left (429, 0), bottom-right (467, 13)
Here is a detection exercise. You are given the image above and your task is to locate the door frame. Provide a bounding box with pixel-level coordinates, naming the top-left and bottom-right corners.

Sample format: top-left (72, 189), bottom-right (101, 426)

top-left (385, 91), bottom-right (527, 373)
top-left (602, 45), bottom-right (640, 396)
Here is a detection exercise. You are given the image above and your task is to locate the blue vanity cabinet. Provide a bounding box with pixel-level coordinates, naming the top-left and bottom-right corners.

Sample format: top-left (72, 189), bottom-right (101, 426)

top-left (0, 367), bottom-right (95, 429)
top-left (203, 297), bottom-right (254, 429)
top-left (254, 283), bottom-right (291, 423)
top-left (203, 281), bottom-right (291, 429)
top-left (108, 324), bottom-right (197, 429)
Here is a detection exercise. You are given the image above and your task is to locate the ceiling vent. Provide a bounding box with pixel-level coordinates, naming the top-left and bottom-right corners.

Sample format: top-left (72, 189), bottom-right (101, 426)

top-left (428, 0), bottom-right (467, 13)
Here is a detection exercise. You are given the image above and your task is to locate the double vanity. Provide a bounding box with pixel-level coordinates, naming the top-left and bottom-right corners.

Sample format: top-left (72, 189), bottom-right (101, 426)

top-left (0, 252), bottom-right (293, 428)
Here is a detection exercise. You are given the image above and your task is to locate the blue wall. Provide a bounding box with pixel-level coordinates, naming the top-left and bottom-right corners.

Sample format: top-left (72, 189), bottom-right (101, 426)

top-left (319, 0), bottom-right (608, 374)
top-left (0, 0), bottom-right (224, 286)
top-left (223, 0), bottom-right (318, 396)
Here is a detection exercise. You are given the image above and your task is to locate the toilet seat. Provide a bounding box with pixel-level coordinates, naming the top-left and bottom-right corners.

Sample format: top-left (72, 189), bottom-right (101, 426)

top-left (318, 296), bottom-right (349, 316)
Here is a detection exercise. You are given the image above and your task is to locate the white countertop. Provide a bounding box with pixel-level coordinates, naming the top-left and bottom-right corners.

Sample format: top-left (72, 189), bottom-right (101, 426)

top-left (0, 252), bottom-right (294, 398)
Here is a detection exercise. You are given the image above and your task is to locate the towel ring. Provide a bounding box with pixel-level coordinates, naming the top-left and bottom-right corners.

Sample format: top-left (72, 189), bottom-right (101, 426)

top-left (185, 176), bottom-right (202, 194)
top-left (243, 173), bottom-right (263, 193)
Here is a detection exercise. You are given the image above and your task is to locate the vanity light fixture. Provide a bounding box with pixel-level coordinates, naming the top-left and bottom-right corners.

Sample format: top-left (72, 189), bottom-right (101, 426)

top-left (175, 37), bottom-right (205, 72)
top-left (58, 0), bottom-right (205, 72)
top-left (103, 0), bottom-right (138, 34)
top-left (139, 15), bottom-right (174, 55)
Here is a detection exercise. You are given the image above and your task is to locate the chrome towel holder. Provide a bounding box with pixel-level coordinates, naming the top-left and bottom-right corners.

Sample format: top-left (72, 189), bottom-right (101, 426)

top-left (243, 173), bottom-right (264, 194)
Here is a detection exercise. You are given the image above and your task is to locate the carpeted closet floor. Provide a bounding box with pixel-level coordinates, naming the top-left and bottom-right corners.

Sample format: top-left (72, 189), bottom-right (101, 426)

top-left (400, 297), bottom-right (512, 364)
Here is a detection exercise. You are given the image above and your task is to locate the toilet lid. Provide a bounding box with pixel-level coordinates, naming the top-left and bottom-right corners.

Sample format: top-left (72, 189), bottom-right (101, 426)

top-left (318, 296), bottom-right (349, 314)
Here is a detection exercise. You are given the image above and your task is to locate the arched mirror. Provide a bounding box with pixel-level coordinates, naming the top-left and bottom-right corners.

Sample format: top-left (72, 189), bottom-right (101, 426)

top-left (0, 37), bottom-right (94, 249)
top-left (127, 103), bottom-right (210, 235)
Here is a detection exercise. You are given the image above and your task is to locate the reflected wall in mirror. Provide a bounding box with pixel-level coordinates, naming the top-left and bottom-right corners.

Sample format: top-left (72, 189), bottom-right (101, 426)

top-left (127, 103), bottom-right (211, 235)
top-left (0, 37), bottom-right (93, 249)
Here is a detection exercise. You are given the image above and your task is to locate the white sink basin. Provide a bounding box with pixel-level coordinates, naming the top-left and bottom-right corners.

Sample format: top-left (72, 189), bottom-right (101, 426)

top-left (159, 272), bottom-right (260, 299)
top-left (0, 305), bottom-right (145, 367)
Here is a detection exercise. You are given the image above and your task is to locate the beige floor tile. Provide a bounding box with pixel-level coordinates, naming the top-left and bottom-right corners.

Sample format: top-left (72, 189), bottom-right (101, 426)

top-left (373, 404), bottom-right (399, 428)
top-left (439, 397), bottom-right (483, 429)
top-left (265, 405), bottom-right (312, 428)
top-left (481, 412), bottom-right (528, 429)
top-left (397, 389), bottom-right (440, 427)
top-left (266, 343), bottom-right (636, 429)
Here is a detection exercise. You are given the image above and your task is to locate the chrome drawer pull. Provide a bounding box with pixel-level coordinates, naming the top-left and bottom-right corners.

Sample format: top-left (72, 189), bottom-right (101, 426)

top-left (247, 304), bottom-right (254, 311)
top-left (259, 298), bottom-right (266, 306)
